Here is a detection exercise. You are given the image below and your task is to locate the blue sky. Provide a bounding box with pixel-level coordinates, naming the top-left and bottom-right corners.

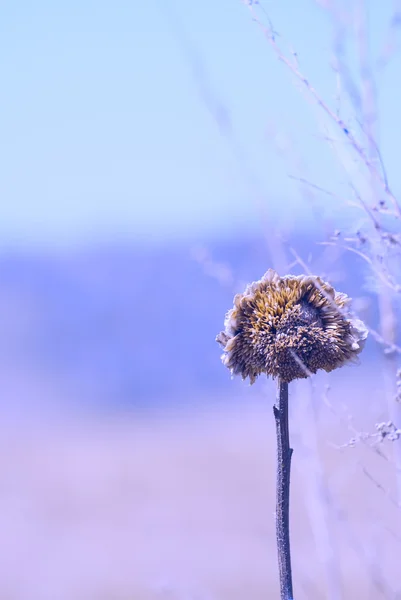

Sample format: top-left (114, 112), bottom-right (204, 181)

top-left (1, 1), bottom-right (400, 247)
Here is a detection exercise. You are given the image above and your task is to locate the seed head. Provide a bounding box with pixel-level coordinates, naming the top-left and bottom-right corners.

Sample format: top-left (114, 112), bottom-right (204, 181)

top-left (216, 269), bottom-right (368, 383)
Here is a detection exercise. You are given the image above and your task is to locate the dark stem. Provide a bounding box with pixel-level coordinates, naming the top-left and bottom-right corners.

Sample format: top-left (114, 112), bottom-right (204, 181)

top-left (273, 379), bottom-right (294, 600)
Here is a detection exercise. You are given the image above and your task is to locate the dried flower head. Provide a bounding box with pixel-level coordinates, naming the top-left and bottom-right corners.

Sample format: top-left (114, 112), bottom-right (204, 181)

top-left (216, 269), bottom-right (368, 384)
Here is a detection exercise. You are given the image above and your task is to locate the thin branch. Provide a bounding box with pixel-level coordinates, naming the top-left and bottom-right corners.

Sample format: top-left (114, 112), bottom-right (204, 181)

top-left (318, 241), bottom-right (401, 293)
top-left (243, 1), bottom-right (401, 218)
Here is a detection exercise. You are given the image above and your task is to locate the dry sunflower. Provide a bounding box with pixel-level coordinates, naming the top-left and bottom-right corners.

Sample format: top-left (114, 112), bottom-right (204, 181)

top-left (216, 268), bottom-right (368, 383)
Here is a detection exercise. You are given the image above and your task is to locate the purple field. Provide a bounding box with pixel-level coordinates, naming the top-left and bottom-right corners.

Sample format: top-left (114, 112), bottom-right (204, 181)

top-left (2, 367), bottom-right (400, 600)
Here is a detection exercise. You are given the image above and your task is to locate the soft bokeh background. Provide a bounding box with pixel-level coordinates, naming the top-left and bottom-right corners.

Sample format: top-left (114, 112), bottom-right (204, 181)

top-left (1, 1), bottom-right (401, 598)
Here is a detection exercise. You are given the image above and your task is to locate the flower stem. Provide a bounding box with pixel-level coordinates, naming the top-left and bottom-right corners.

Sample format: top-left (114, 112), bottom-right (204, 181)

top-left (273, 379), bottom-right (294, 600)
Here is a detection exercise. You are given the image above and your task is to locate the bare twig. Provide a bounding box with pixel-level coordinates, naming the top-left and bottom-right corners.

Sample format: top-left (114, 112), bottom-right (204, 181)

top-left (318, 241), bottom-right (401, 293)
top-left (243, 0), bottom-right (401, 218)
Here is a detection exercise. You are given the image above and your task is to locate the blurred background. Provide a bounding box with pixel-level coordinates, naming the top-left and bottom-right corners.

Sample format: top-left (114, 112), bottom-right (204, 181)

top-left (1, 1), bottom-right (401, 598)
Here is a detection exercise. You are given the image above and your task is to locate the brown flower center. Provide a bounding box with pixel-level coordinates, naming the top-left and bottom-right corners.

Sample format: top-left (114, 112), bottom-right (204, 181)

top-left (275, 300), bottom-right (323, 338)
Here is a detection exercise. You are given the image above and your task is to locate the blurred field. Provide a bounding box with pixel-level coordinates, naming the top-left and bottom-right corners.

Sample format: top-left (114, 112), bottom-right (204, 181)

top-left (0, 236), bottom-right (397, 600)
top-left (1, 367), bottom-right (400, 600)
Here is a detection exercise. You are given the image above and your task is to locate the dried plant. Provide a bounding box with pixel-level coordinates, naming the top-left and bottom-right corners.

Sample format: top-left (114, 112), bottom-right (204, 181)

top-left (217, 269), bottom-right (367, 384)
top-left (242, 0), bottom-right (401, 509)
top-left (216, 269), bottom-right (367, 600)
top-left (230, 1), bottom-right (401, 596)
